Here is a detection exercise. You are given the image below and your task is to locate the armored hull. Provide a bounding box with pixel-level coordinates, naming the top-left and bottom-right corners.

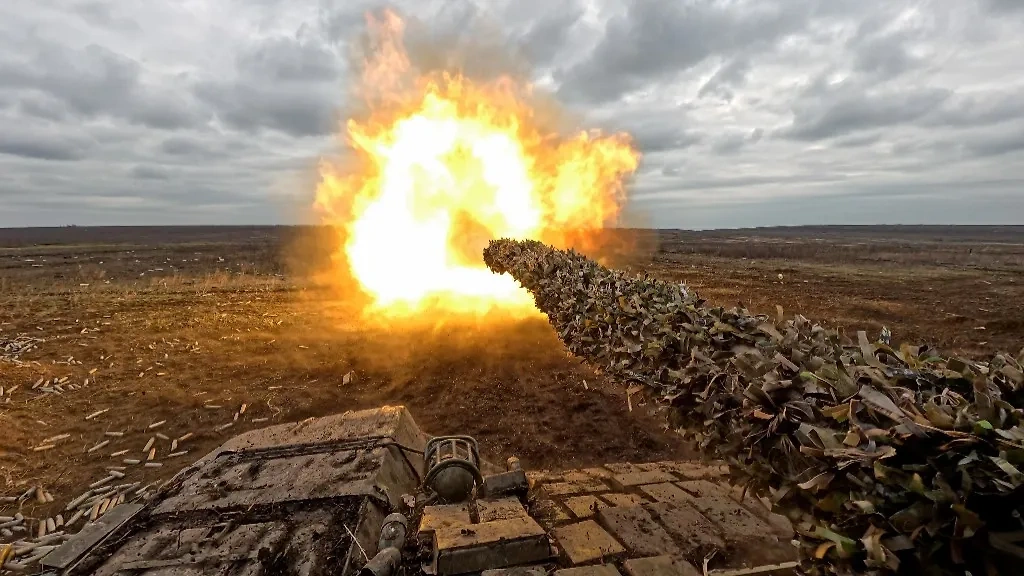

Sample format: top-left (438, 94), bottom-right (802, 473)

top-left (36, 407), bottom-right (796, 576)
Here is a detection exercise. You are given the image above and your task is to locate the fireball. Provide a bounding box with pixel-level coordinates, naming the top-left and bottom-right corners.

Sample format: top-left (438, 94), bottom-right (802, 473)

top-left (315, 10), bottom-right (639, 318)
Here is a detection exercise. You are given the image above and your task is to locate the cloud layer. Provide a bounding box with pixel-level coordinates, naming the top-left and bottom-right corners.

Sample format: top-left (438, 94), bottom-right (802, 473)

top-left (1, 0), bottom-right (1022, 228)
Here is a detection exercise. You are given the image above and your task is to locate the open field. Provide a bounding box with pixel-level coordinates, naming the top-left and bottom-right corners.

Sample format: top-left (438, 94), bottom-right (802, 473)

top-left (2, 224), bottom-right (1023, 542)
top-left (643, 226), bottom-right (1024, 357)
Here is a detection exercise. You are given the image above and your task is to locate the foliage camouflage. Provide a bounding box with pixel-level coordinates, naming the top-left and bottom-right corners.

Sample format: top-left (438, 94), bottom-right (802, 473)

top-left (483, 238), bottom-right (1024, 575)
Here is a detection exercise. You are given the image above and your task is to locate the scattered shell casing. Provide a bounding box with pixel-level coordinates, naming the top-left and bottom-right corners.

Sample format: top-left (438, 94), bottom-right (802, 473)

top-left (84, 408), bottom-right (109, 420)
top-left (66, 509), bottom-right (84, 527)
top-left (87, 440), bottom-right (110, 453)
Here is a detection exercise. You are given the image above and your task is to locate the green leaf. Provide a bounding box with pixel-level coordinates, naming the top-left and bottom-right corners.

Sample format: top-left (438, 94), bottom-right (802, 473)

top-left (812, 526), bottom-right (857, 553)
top-left (906, 474), bottom-right (928, 496)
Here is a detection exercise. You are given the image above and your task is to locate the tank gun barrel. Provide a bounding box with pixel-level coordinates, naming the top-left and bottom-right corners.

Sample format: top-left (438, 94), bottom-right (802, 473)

top-left (483, 238), bottom-right (1024, 576)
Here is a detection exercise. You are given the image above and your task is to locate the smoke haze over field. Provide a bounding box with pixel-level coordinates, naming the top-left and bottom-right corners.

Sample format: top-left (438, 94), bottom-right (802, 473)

top-left (1, 0), bottom-right (1023, 228)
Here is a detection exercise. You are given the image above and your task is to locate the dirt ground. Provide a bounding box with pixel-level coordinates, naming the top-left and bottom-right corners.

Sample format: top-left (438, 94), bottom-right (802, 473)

top-left (2, 225), bottom-right (1023, 528)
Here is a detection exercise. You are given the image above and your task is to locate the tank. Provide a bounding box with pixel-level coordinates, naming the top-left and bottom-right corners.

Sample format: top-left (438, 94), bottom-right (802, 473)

top-left (33, 406), bottom-right (797, 576)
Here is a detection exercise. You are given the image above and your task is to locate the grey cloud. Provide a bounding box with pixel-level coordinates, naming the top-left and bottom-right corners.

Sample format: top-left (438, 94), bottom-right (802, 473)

top-left (985, 0), bottom-right (1024, 13)
top-left (392, 3), bottom-right (548, 84)
top-left (17, 94), bottom-right (69, 122)
top-left (128, 94), bottom-right (211, 130)
top-left (195, 32), bottom-right (341, 137)
top-left (967, 130), bottom-right (1024, 158)
top-left (157, 134), bottom-right (276, 162)
top-left (594, 104), bottom-right (704, 154)
top-left (159, 136), bottom-right (210, 156)
top-left (1, 159), bottom-right (279, 208)
top-left (236, 35), bottom-right (342, 82)
top-left (0, 132), bottom-right (92, 161)
top-left (634, 126), bottom-right (702, 154)
top-left (710, 132), bottom-right (748, 155)
top-left (372, 0), bottom-right (589, 76)
top-left (556, 1), bottom-right (812, 104)
top-left (637, 186), bottom-right (1024, 229)
top-left (851, 32), bottom-right (921, 79)
top-left (129, 164), bottom-right (171, 180)
top-left (72, 1), bottom-right (141, 31)
top-left (1, 44), bottom-right (138, 117)
top-left (834, 133), bottom-right (882, 148)
top-left (634, 173), bottom-right (846, 198)
top-left (1, 42), bottom-right (208, 130)
top-left (317, 4), bottom-right (368, 47)
top-left (512, 2), bottom-right (586, 66)
top-left (839, 1), bottom-right (933, 77)
top-left (927, 91), bottom-right (1024, 128)
top-left (195, 80), bottom-right (337, 137)
top-left (424, 0), bottom-right (482, 36)
top-left (697, 57), bottom-right (750, 101)
top-left (639, 176), bottom-right (1024, 207)
top-left (781, 83), bottom-right (952, 141)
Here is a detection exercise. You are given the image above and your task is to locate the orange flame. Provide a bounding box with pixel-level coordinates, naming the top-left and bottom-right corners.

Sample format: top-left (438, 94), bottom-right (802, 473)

top-left (314, 10), bottom-right (639, 318)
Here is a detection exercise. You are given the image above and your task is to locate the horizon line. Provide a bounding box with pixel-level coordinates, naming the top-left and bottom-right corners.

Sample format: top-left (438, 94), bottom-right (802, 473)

top-left (3, 223), bottom-right (1024, 231)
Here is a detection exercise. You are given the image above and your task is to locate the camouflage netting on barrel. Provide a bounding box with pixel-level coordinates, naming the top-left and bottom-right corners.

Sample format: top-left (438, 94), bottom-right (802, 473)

top-left (484, 238), bottom-right (1024, 576)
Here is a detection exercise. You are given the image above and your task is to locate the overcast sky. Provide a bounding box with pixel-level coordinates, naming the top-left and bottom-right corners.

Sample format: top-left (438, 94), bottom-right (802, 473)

top-left (1, 0), bottom-right (1022, 229)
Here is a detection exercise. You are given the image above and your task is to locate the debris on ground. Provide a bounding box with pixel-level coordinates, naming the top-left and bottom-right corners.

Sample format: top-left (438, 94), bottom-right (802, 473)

top-left (0, 336), bottom-right (45, 363)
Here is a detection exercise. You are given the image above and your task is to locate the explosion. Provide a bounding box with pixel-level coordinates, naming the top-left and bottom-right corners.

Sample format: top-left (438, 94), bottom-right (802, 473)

top-left (314, 10), bottom-right (639, 318)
